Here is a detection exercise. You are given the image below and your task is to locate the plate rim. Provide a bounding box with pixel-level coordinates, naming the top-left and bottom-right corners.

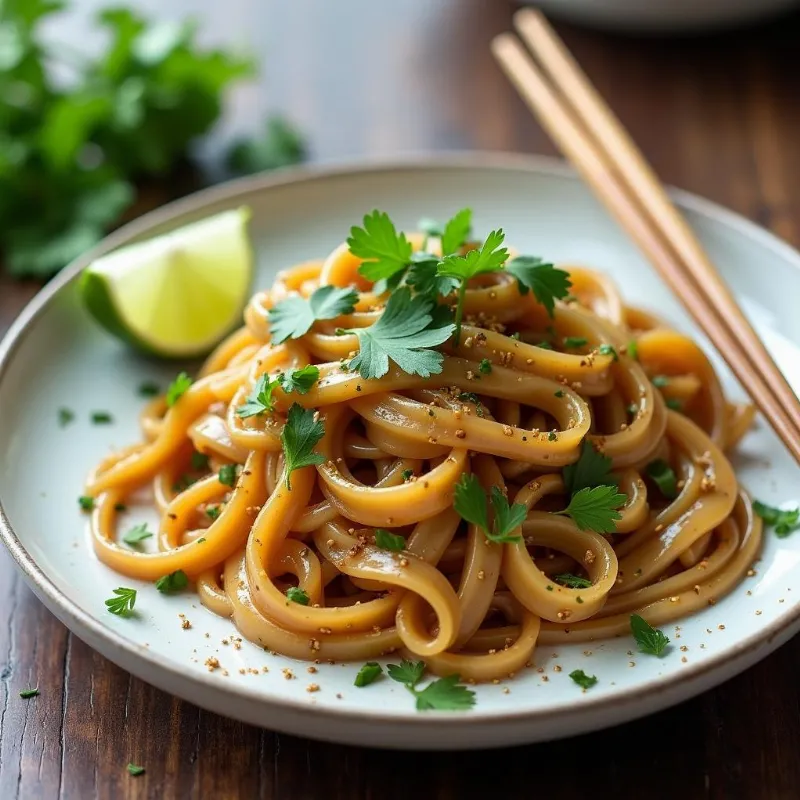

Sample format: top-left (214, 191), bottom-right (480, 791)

top-left (1, 150), bottom-right (798, 731)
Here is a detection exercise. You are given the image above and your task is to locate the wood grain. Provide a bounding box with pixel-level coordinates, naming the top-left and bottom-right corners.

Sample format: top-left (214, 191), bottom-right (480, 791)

top-left (3, 1), bottom-right (800, 797)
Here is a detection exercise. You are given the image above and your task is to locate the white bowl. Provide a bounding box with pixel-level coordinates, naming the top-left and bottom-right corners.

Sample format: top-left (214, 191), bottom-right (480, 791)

top-left (530, 0), bottom-right (799, 31)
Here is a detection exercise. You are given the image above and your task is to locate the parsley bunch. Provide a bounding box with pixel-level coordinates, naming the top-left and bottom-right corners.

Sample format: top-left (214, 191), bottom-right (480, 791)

top-left (0, 1), bottom-right (304, 278)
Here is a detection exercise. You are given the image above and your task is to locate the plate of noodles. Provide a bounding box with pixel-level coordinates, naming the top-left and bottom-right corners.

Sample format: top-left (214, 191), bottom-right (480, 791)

top-left (2, 153), bottom-right (800, 750)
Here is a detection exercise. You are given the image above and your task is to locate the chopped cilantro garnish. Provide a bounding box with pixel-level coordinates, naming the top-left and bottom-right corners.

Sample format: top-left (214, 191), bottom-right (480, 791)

top-left (627, 403), bottom-right (639, 416)
top-left (105, 587), bottom-right (136, 616)
top-left (374, 529), bottom-right (406, 551)
top-left (627, 340), bottom-right (639, 360)
top-left (753, 500), bottom-right (800, 538)
top-left (155, 570), bottom-right (188, 594)
top-left (562, 440), bottom-right (614, 495)
top-left (401, 469), bottom-right (414, 482)
top-left (453, 474), bottom-right (525, 544)
top-left (354, 662), bottom-right (384, 687)
top-left (387, 659), bottom-right (475, 711)
top-left (236, 374), bottom-right (279, 418)
top-left (665, 398), bottom-right (683, 411)
top-left (122, 523), bottom-right (152, 547)
top-left (554, 573), bottom-right (592, 589)
top-left (505, 255), bottom-right (571, 318)
top-left (630, 614), bottom-right (670, 656)
top-left (554, 390), bottom-right (564, 398)
top-left (286, 586), bottom-right (309, 605)
top-left (651, 375), bottom-right (670, 388)
top-left (191, 451), bottom-right (209, 471)
top-left (138, 381), bottom-right (160, 397)
top-left (78, 495), bottom-right (94, 512)
top-left (218, 464), bottom-right (238, 487)
top-left (344, 288), bottom-right (454, 380)
top-left (598, 344), bottom-right (618, 360)
top-left (646, 459), bottom-right (679, 500)
top-left (281, 404), bottom-right (326, 489)
top-left (127, 764), bottom-right (145, 776)
top-left (563, 337), bottom-right (588, 349)
top-left (457, 392), bottom-right (484, 417)
top-left (569, 669), bottom-right (597, 690)
top-left (58, 407), bottom-right (75, 427)
top-left (269, 285), bottom-right (358, 343)
top-left (19, 688), bottom-right (39, 699)
top-left (91, 411), bottom-right (113, 424)
top-left (557, 485), bottom-right (626, 533)
top-left (278, 365), bottom-right (320, 394)
top-left (478, 358), bottom-right (492, 375)
top-left (206, 505), bottom-right (221, 521)
top-left (166, 372), bottom-right (192, 407)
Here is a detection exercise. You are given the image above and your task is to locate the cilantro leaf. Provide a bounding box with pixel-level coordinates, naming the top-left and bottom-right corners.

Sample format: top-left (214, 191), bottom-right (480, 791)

top-left (488, 487), bottom-right (526, 543)
top-left (406, 253), bottom-right (459, 299)
top-left (753, 500), bottom-right (800, 538)
top-left (440, 208), bottom-right (472, 255)
top-left (374, 529), bottom-right (406, 551)
top-left (564, 337), bottom-right (588, 349)
top-left (105, 587), bottom-right (137, 616)
top-left (348, 210), bottom-right (412, 283)
top-left (155, 570), bottom-right (188, 593)
top-left (269, 285), bottom-right (358, 343)
top-left (437, 229), bottom-right (508, 344)
top-left (666, 398), bottom-right (683, 411)
top-left (19, 688), bottom-right (40, 699)
top-left (78, 495), bottom-right (95, 512)
top-left (281, 403), bottom-right (325, 489)
top-left (218, 464), bottom-right (238, 487)
top-left (598, 344), bottom-right (618, 360)
top-left (191, 451), bottom-right (209, 471)
top-left (138, 382), bottom-right (160, 397)
top-left (457, 392), bottom-right (484, 417)
top-left (505, 256), bottom-right (572, 318)
top-left (569, 669), bottom-right (598, 690)
top-left (166, 372), bottom-right (192, 406)
top-left (454, 474), bottom-right (524, 543)
top-left (278, 365), bottom-right (319, 395)
top-left (630, 614), bottom-right (670, 656)
top-left (354, 662), bottom-right (383, 687)
top-left (91, 411), bottom-right (113, 424)
top-left (286, 586), bottom-right (309, 605)
top-left (237, 374), bottom-right (279, 418)
top-left (122, 523), bottom-right (152, 547)
top-left (554, 573), bottom-right (592, 589)
top-left (127, 764), bottom-right (145, 777)
top-left (652, 375), bottom-right (670, 388)
top-left (562, 440), bottom-right (615, 495)
top-left (559, 485), bottom-right (626, 533)
top-left (627, 340), bottom-right (639, 360)
top-left (387, 659), bottom-right (426, 689)
top-left (402, 469), bottom-right (414, 482)
top-left (206, 505), bottom-right (221, 521)
top-left (646, 459), bottom-right (679, 500)
top-left (413, 674), bottom-right (476, 711)
top-left (478, 358), bottom-right (492, 375)
top-left (58, 407), bottom-right (75, 427)
top-left (346, 288), bottom-right (454, 380)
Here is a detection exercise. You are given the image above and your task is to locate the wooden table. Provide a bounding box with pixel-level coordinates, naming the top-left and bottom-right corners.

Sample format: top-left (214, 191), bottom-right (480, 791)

top-left (3, 2), bottom-right (800, 797)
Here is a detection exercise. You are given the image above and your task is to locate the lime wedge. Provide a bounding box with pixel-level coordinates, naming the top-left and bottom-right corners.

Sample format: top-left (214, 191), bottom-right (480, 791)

top-left (79, 207), bottom-right (253, 358)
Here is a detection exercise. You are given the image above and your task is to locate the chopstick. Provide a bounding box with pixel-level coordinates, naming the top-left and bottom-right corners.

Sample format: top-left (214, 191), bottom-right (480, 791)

top-left (492, 9), bottom-right (800, 466)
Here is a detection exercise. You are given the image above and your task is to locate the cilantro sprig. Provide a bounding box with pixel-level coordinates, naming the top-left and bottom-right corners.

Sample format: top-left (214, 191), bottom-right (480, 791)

top-left (286, 586), bottom-right (310, 605)
top-left (105, 587), bottom-right (137, 616)
top-left (569, 669), bottom-right (598, 690)
top-left (279, 365), bottom-right (319, 394)
top-left (554, 573), bottom-right (592, 589)
top-left (155, 570), bottom-right (189, 593)
top-left (556, 485), bottom-right (626, 533)
top-left (436, 229), bottom-right (508, 345)
top-left (237, 374), bottom-right (278, 418)
top-left (387, 659), bottom-right (475, 711)
top-left (280, 404), bottom-right (326, 489)
top-left (630, 614), bottom-right (670, 656)
top-left (348, 210), bottom-right (413, 284)
top-left (646, 459), bottom-right (679, 500)
top-left (122, 523), bottom-right (152, 547)
top-left (166, 372), bottom-right (192, 407)
top-left (506, 256), bottom-right (572, 318)
top-left (354, 662), bottom-right (384, 687)
top-left (562, 440), bottom-right (615, 495)
top-left (453, 474), bottom-right (526, 544)
top-left (753, 500), bottom-right (800, 538)
top-left (269, 285), bottom-right (358, 344)
top-left (344, 288), bottom-right (454, 380)
top-left (374, 529), bottom-right (406, 552)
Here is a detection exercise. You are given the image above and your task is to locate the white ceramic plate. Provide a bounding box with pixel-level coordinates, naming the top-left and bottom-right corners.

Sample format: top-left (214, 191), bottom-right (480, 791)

top-left (2, 154), bottom-right (799, 750)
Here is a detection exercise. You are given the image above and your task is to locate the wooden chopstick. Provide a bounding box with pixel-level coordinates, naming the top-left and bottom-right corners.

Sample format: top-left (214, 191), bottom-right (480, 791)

top-left (491, 10), bottom-right (800, 466)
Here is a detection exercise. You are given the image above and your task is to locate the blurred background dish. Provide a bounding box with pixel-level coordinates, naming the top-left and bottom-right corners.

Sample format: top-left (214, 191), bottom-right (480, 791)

top-left (528, 0), bottom-right (800, 31)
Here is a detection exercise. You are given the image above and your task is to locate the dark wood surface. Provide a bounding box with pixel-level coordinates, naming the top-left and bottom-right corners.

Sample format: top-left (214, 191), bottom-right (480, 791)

top-left (3, 1), bottom-right (800, 797)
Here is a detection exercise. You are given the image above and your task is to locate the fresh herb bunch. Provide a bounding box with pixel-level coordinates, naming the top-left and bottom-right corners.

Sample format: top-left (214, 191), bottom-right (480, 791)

top-left (0, 0), bottom-right (303, 278)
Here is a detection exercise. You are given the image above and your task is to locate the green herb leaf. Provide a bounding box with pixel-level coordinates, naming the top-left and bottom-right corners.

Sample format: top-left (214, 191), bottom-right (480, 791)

top-left (114, 502), bottom-right (127, 512)
top-left (598, 344), bottom-right (618, 360)
top-left (138, 381), bottom-right (160, 397)
top-left (569, 669), bottom-right (598, 690)
top-left (345, 288), bottom-right (454, 380)
top-left (562, 440), bottom-right (614, 495)
top-left (554, 390), bottom-right (564, 398)
top-left (387, 659), bottom-right (426, 689)
top-left (559, 485), bottom-right (626, 533)
top-left (505, 256), bottom-right (571, 318)
top-left (269, 286), bottom-right (358, 344)
top-left (191, 451), bottom-right (209, 471)
top-left (206, 505), bottom-right (221, 520)
top-left (348, 210), bottom-right (412, 283)
top-left (281, 403), bottom-right (325, 489)
top-left (563, 337), bottom-right (588, 349)
top-left (19, 688), bottom-right (39, 699)
top-left (127, 763), bottom-right (145, 777)
top-left (630, 613), bottom-right (670, 656)
top-left (91, 411), bottom-right (113, 424)
top-left (666, 398), bottom-right (683, 411)
top-left (78, 495), bottom-right (95, 512)
top-left (488, 486), bottom-right (526, 543)
top-left (58, 407), bottom-right (75, 427)
top-left (652, 375), bottom-right (670, 388)
top-left (286, 586), bottom-right (310, 605)
top-left (457, 392), bottom-right (484, 417)
top-left (236, 374), bottom-right (279, 418)
top-left (627, 403), bottom-right (639, 416)
top-left (122, 523), bottom-right (153, 546)
top-left (627, 340), bottom-right (639, 360)
top-left (218, 464), bottom-right (238, 487)
top-left (646, 459), bottom-right (679, 500)
top-left (537, 340), bottom-right (553, 350)
top-left (753, 500), bottom-right (800, 538)
top-left (155, 570), bottom-right (188, 593)
top-left (166, 372), bottom-right (192, 406)
top-left (278, 365), bottom-right (320, 395)
top-left (374, 529), bottom-right (406, 551)
top-left (440, 208), bottom-right (472, 255)
top-left (105, 587), bottom-right (137, 616)
top-left (402, 469), bottom-right (414, 482)
top-left (554, 573), bottom-right (592, 589)
top-left (354, 662), bottom-right (383, 687)
top-left (478, 358), bottom-right (492, 375)
top-left (437, 229), bottom-right (508, 344)
top-left (414, 674), bottom-right (476, 711)
top-left (453, 473), bottom-right (490, 535)
top-left (405, 252), bottom-right (459, 299)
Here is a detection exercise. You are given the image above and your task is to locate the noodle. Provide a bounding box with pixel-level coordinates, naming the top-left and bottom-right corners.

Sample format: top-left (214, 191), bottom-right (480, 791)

top-left (84, 224), bottom-right (761, 683)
